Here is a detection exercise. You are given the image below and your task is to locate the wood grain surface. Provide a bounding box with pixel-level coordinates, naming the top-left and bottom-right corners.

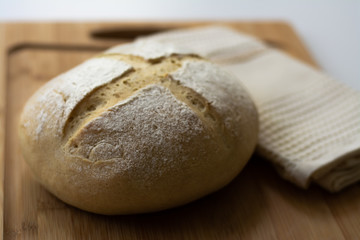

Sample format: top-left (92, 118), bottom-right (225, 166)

top-left (1, 22), bottom-right (359, 240)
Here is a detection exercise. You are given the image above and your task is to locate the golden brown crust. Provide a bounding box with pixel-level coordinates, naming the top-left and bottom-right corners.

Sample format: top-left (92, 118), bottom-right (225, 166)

top-left (19, 44), bottom-right (258, 215)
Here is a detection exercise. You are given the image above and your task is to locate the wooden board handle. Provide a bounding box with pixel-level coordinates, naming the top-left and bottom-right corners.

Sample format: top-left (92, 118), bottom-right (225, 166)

top-left (91, 26), bottom-right (173, 40)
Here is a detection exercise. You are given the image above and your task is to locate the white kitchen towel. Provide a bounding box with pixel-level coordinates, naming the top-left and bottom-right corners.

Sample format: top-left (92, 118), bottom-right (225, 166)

top-left (107, 26), bottom-right (360, 192)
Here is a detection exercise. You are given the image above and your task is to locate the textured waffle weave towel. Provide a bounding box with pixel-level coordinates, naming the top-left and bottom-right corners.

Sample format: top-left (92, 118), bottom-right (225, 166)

top-left (108, 26), bottom-right (360, 192)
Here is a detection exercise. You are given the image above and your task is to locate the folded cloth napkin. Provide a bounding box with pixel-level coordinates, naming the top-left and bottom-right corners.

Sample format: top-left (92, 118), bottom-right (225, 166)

top-left (107, 26), bottom-right (360, 192)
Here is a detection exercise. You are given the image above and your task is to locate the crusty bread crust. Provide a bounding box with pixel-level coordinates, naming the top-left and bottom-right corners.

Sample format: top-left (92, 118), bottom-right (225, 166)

top-left (19, 42), bottom-right (258, 214)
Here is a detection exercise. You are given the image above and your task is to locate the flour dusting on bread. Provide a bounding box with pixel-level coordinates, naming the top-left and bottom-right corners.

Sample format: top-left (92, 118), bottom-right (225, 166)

top-left (171, 61), bottom-right (257, 140)
top-left (21, 57), bottom-right (132, 140)
top-left (67, 85), bottom-right (213, 183)
top-left (19, 40), bottom-right (258, 215)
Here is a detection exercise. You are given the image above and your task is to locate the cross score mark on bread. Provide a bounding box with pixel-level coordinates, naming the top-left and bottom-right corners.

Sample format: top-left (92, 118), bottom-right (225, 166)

top-left (19, 41), bottom-right (258, 214)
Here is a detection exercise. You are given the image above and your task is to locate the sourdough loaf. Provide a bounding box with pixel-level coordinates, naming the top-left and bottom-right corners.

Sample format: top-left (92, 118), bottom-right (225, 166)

top-left (19, 41), bottom-right (258, 214)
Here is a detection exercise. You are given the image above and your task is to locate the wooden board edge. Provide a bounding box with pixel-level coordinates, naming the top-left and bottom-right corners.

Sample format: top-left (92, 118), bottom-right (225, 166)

top-left (0, 23), bottom-right (6, 239)
top-left (273, 21), bottom-right (319, 68)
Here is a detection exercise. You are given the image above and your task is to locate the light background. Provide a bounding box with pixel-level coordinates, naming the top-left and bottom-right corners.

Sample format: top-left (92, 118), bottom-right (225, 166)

top-left (1, 0), bottom-right (359, 90)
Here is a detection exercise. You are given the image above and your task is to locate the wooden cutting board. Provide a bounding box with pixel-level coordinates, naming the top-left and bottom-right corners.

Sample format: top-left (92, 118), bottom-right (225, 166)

top-left (1, 22), bottom-right (359, 240)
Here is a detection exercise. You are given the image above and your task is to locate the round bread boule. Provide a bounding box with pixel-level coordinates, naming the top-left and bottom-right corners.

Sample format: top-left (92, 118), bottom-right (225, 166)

top-left (19, 41), bottom-right (258, 215)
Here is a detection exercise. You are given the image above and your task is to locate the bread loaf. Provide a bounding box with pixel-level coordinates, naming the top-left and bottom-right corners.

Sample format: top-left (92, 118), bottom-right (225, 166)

top-left (19, 41), bottom-right (258, 215)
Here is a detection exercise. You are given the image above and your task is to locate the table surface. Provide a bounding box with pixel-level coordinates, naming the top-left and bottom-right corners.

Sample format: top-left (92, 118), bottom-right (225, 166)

top-left (1, 22), bottom-right (360, 240)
